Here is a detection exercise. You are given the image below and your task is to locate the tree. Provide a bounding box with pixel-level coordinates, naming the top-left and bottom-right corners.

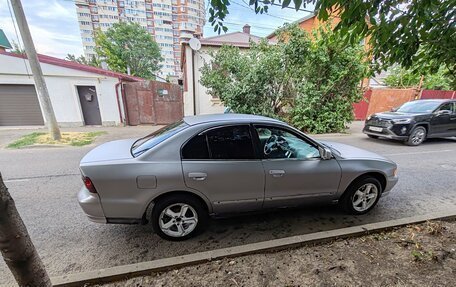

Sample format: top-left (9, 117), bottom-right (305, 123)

top-left (288, 25), bottom-right (369, 133)
top-left (200, 25), bottom-right (368, 133)
top-left (200, 40), bottom-right (293, 118)
top-left (66, 54), bottom-right (100, 67)
top-left (0, 173), bottom-right (51, 287)
top-left (384, 65), bottom-right (454, 90)
top-left (208, 0), bottom-right (455, 78)
top-left (95, 22), bottom-right (162, 79)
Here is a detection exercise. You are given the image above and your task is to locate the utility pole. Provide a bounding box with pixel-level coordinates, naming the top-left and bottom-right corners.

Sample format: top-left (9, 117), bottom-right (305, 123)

top-left (10, 0), bottom-right (61, 140)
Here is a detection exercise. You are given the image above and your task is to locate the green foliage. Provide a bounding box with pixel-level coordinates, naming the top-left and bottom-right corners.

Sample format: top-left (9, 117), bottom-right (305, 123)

top-left (65, 54), bottom-right (100, 67)
top-left (94, 22), bottom-right (162, 79)
top-left (7, 132), bottom-right (45, 149)
top-left (208, 0), bottom-right (455, 78)
top-left (289, 25), bottom-right (369, 133)
top-left (69, 131), bottom-right (107, 146)
top-left (200, 25), bottom-right (369, 133)
top-left (200, 40), bottom-right (294, 118)
top-left (384, 65), bottom-right (454, 90)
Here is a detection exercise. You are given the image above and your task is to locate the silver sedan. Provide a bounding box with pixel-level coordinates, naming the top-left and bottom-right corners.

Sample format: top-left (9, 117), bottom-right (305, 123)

top-left (78, 114), bottom-right (398, 240)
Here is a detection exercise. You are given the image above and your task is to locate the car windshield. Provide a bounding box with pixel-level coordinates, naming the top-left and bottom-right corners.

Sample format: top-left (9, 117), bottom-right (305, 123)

top-left (131, 121), bottom-right (188, 157)
top-left (396, 101), bottom-right (442, 113)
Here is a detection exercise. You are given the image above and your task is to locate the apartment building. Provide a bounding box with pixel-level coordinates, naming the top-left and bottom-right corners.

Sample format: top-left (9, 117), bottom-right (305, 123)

top-left (75, 0), bottom-right (205, 77)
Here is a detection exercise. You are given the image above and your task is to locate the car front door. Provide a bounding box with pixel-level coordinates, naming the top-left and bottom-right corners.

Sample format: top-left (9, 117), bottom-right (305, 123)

top-left (450, 102), bottom-right (456, 135)
top-left (253, 125), bottom-right (342, 209)
top-left (430, 102), bottom-right (454, 135)
top-left (181, 125), bottom-right (265, 214)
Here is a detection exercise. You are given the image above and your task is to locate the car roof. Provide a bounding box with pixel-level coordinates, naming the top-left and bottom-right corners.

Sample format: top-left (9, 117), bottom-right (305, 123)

top-left (183, 113), bottom-right (284, 126)
top-left (415, 99), bottom-right (455, 103)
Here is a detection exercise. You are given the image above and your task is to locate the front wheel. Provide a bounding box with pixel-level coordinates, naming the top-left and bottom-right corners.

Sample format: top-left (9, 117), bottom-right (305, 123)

top-left (340, 177), bottom-right (382, 215)
top-left (406, 126), bottom-right (426, 146)
top-left (151, 194), bottom-right (208, 241)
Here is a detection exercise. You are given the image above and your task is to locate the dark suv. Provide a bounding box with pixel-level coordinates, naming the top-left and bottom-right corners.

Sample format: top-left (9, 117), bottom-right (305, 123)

top-left (363, 99), bottom-right (456, 146)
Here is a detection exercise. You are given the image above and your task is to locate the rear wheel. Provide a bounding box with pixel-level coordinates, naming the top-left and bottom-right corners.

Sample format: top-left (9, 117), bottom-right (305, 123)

top-left (340, 176), bottom-right (382, 215)
top-left (406, 126), bottom-right (426, 146)
top-left (152, 194), bottom-right (208, 241)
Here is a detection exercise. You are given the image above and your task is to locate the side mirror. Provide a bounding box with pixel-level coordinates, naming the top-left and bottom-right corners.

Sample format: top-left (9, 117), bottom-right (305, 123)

top-left (319, 146), bottom-right (333, 160)
top-left (436, 110), bottom-right (451, 116)
top-left (391, 107), bottom-right (398, 112)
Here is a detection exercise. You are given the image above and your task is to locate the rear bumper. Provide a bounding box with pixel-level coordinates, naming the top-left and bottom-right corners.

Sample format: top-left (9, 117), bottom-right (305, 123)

top-left (77, 186), bottom-right (106, 224)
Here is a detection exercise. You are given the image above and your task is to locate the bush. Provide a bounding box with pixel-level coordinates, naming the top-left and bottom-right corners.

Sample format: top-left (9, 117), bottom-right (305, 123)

top-left (288, 26), bottom-right (369, 133)
top-left (200, 24), bottom-right (369, 133)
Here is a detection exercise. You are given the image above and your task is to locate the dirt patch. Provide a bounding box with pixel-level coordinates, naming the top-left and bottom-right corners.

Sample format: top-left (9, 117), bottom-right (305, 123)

top-left (99, 220), bottom-right (456, 287)
top-left (7, 131), bottom-right (106, 148)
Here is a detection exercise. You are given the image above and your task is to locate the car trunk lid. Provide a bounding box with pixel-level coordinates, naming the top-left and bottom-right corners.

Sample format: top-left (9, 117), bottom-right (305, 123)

top-left (80, 139), bottom-right (136, 164)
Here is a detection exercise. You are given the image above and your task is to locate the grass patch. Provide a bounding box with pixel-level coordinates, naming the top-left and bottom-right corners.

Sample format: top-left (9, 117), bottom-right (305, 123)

top-left (7, 132), bottom-right (46, 148)
top-left (7, 131), bottom-right (106, 149)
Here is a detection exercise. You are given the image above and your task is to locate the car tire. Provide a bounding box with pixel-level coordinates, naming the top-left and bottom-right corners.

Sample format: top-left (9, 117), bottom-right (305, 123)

top-left (340, 176), bottom-right (382, 215)
top-left (367, 135), bottom-right (379, 139)
top-left (151, 194), bottom-right (208, 241)
top-left (405, 126), bottom-right (427, 146)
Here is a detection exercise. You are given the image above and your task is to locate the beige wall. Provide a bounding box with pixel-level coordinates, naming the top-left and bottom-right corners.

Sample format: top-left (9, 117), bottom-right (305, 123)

top-left (182, 44), bottom-right (225, 116)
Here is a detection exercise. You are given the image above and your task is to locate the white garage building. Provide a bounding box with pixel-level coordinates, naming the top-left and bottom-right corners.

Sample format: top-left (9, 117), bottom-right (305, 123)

top-left (0, 51), bottom-right (141, 127)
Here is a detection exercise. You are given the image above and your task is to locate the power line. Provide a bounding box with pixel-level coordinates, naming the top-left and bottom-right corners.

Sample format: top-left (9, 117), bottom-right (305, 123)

top-left (7, 0), bottom-right (31, 77)
top-left (221, 20), bottom-right (280, 30)
top-left (230, 0), bottom-right (298, 22)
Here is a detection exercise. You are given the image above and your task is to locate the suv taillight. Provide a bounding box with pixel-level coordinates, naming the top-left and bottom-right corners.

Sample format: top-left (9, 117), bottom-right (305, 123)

top-left (83, 176), bottom-right (97, 193)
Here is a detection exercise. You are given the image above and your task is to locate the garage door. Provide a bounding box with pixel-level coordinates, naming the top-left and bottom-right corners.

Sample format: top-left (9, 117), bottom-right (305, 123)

top-left (0, 84), bottom-right (44, 126)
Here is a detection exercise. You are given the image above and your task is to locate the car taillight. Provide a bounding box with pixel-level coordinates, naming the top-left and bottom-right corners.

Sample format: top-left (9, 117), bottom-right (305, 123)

top-left (83, 176), bottom-right (97, 193)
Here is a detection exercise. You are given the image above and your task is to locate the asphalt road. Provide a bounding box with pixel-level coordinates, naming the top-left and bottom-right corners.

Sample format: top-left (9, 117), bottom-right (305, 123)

top-left (1, 125), bottom-right (455, 285)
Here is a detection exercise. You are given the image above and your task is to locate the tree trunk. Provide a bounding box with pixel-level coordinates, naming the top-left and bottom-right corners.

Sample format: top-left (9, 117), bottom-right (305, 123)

top-left (0, 173), bottom-right (52, 287)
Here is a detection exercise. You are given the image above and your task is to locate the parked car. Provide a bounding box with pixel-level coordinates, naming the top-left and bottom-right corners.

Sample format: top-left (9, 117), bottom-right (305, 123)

top-left (363, 99), bottom-right (456, 146)
top-left (78, 114), bottom-right (398, 240)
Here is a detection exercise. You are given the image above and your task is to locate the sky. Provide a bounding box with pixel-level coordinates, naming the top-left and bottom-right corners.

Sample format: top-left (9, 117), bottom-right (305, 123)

top-left (0, 0), bottom-right (312, 59)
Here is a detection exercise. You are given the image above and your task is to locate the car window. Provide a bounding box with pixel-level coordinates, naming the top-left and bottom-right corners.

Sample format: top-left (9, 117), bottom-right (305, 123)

top-left (254, 126), bottom-right (320, 160)
top-left (396, 101), bottom-right (442, 113)
top-left (206, 125), bottom-right (256, 160)
top-left (182, 134), bottom-right (210, 160)
top-left (438, 103), bottom-right (453, 112)
top-left (131, 121), bottom-right (188, 157)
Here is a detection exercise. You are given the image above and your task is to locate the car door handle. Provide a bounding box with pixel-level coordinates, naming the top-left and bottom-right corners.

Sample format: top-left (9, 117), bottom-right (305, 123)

top-left (188, 172), bottom-right (207, 181)
top-left (269, 170), bottom-right (285, 177)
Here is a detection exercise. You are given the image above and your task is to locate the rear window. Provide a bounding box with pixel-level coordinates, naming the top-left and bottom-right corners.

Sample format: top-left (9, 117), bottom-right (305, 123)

top-left (131, 121), bottom-right (188, 157)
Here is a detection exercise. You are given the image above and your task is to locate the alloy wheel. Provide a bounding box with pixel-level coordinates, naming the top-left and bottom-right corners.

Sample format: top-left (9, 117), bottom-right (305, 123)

top-left (159, 203), bottom-right (198, 238)
top-left (411, 129), bottom-right (425, 145)
top-left (352, 183), bottom-right (379, 212)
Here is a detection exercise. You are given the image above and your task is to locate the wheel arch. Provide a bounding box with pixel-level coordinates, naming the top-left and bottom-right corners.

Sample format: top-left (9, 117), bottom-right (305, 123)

top-left (412, 122), bottom-right (430, 134)
top-left (141, 190), bottom-right (212, 224)
top-left (341, 172), bottom-right (387, 198)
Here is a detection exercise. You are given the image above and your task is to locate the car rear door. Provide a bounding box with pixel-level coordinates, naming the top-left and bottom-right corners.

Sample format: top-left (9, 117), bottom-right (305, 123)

top-left (431, 102), bottom-right (454, 135)
top-left (181, 125), bottom-right (265, 214)
top-left (450, 102), bottom-right (456, 135)
top-left (253, 125), bottom-right (341, 209)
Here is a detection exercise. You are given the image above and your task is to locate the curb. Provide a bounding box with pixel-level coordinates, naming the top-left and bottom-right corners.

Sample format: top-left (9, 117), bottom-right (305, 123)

top-left (51, 210), bottom-right (456, 287)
